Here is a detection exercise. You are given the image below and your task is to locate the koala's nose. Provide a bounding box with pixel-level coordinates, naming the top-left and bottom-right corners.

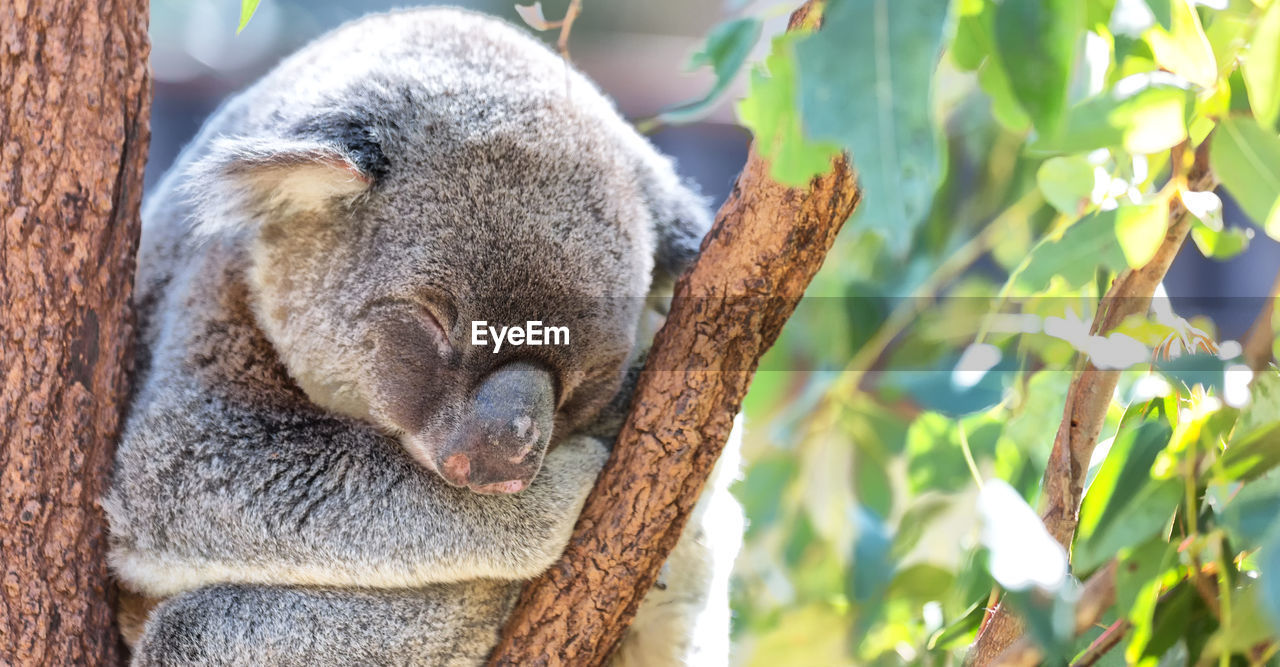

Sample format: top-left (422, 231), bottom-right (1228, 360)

top-left (440, 453), bottom-right (471, 487)
top-left (434, 362), bottom-right (555, 495)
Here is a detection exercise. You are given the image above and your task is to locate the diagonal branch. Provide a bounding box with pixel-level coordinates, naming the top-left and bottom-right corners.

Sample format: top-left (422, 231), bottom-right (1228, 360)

top-left (989, 562), bottom-right (1118, 667)
top-left (967, 143), bottom-right (1215, 665)
top-left (487, 4), bottom-right (856, 664)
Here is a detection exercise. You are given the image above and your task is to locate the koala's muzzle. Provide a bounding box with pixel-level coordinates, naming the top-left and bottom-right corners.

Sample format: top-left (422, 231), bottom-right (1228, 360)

top-left (435, 362), bottom-right (555, 494)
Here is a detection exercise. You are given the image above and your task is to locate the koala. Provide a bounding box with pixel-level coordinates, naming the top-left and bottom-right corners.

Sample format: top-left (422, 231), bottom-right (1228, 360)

top-left (104, 6), bottom-right (743, 666)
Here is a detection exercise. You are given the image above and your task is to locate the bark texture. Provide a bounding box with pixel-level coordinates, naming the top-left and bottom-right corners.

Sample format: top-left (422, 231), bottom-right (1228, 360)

top-left (966, 145), bottom-right (1214, 665)
top-left (0, 0), bottom-right (151, 664)
top-left (488, 9), bottom-right (857, 665)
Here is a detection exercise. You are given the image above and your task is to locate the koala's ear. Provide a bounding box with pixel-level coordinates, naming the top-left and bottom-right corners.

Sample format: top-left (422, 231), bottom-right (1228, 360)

top-left (185, 129), bottom-right (385, 235)
top-left (640, 156), bottom-right (713, 292)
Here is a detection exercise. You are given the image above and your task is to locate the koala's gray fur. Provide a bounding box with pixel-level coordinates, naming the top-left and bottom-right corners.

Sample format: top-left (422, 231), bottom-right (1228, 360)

top-left (106, 6), bottom-right (741, 666)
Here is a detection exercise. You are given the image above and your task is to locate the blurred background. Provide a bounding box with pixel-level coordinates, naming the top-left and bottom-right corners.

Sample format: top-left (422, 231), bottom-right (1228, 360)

top-left (147, 1), bottom-right (1280, 664)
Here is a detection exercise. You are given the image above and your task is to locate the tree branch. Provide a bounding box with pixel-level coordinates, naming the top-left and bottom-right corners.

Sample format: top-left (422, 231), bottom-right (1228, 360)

top-left (487, 4), bottom-right (856, 663)
top-left (0, 0), bottom-right (151, 663)
top-left (967, 143), bottom-right (1215, 665)
top-left (1242, 266), bottom-right (1280, 372)
top-left (989, 562), bottom-right (1118, 667)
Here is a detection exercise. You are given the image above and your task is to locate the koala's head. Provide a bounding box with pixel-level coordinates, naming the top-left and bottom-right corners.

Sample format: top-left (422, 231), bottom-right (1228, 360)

top-left (186, 80), bottom-right (709, 494)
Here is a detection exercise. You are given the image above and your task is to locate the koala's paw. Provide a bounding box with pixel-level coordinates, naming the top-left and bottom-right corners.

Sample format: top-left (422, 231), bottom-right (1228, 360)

top-left (130, 590), bottom-right (233, 667)
top-left (540, 435), bottom-right (610, 496)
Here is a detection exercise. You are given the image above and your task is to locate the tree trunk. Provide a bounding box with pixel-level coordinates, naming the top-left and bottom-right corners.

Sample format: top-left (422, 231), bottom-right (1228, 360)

top-left (0, 0), bottom-right (151, 664)
top-left (488, 5), bottom-right (857, 664)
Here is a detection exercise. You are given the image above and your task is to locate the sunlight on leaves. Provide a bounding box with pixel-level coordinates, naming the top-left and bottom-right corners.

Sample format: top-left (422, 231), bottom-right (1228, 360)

top-left (738, 34), bottom-right (842, 186)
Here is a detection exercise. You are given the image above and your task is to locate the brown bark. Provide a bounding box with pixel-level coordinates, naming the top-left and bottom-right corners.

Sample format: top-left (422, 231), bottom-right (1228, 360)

top-left (0, 0), bottom-right (151, 664)
top-left (966, 145), bottom-right (1214, 665)
top-left (487, 5), bottom-right (855, 664)
top-left (989, 563), bottom-right (1118, 667)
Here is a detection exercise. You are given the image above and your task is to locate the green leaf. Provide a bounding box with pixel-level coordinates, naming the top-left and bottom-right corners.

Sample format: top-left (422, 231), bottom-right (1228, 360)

top-left (906, 413), bottom-right (971, 493)
top-left (237, 0), bottom-right (260, 34)
top-left (1218, 423), bottom-right (1280, 483)
top-left (928, 600), bottom-right (985, 650)
top-left (854, 447), bottom-right (894, 519)
top-left (1200, 583), bottom-right (1278, 659)
top-left (893, 364), bottom-right (1010, 418)
top-left (1145, 0), bottom-right (1217, 88)
top-left (1232, 369), bottom-right (1280, 440)
top-left (1075, 418), bottom-right (1176, 570)
top-left (737, 34), bottom-right (843, 186)
top-left (886, 562), bottom-right (954, 602)
top-left (1146, 0), bottom-right (1173, 32)
top-left (1218, 474), bottom-right (1280, 549)
top-left (1214, 371), bottom-right (1280, 482)
top-left (1003, 586), bottom-right (1079, 661)
top-left (992, 0), bottom-right (1083, 133)
top-left (1127, 584), bottom-right (1196, 662)
top-left (848, 506), bottom-right (895, 613)
top-left (738, 455), bottom-right (798, 538)
top-left (1153, 352), bottom-right (1233, 393)
top-left (1190, 221), bottom-right (1251, 260)
top-left (794, 0), bottom-right (950, 253)
top-left (1212, 117), bottom-right (1280, 239)
top-left (745, 605), bottom-right (851, 667)
top-left (1261, 521), bottom-right (1280, 635)
top-left (979, 56), bottom-right (1033, 131)
top-left (1243, 0), bottom-right (1280, 127)
top-left (1015, 211), bottom-right (1130, 291)
top-left (1114, 537), bottom-right (1177, 616)
top-left (951, 0), bottom-right (992, 71)
top-left (890, 497), bottom-right (952, 559)
top-left (659, 18), bottom-right (762, 125)
top-left (1037, 155), bottom-right (1096, 216)
top-left (1030, 80), bottom-right (1192, 155)
top-left (1115, 200), bottom-right (1170, 268)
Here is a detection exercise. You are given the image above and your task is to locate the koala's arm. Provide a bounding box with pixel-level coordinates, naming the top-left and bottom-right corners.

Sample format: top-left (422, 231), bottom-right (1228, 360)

top-left (130, 580), bottom-right (520, 667)
top-left (108, 403), bottom-right (609, 597)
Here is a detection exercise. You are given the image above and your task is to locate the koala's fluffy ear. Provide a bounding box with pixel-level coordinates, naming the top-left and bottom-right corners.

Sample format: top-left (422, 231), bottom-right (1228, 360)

top-left (185, 122), bottom-right (387, 235)
top-left (640, 155), bottom-right (713, 293)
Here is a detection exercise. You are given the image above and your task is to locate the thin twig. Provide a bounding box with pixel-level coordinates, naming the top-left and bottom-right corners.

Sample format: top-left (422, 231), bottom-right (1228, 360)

top-left (989, 562), bottom-right (1118, 667)
top-left (1071, 617), bottom-right (1132, 667)
top-left (556, 0), bottom-right (582, 59)
top-left (1242, 266), bottom-right (1280, 372)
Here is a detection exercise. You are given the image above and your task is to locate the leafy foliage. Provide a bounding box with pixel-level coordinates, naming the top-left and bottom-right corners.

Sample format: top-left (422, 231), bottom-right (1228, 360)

top-left (237, 0), bottom-right (260, 34)
top-left (666, 0), bottom-right (1280, 663)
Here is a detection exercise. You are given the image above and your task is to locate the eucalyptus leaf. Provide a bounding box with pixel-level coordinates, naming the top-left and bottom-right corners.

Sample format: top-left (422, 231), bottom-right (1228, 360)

top-left (1218, 474), bottom-right (1280, 549)
top-left (1262, 522), bottom-right (1280, 634)
top-left (1115, 200), bottom-right (1170, 268)
top-left (794, 0), bottom-right (949, 253)
top-left (1145, 0), bottom-right (1217, 88)
top-left (1189, 222), bottom-right (1250, 260)
top-left (951, 0), bottom-right (993, 72)
top-left (1146, 0), bottom-right (1173, 31)
top-left (659, 18), bottom-right (762, 125)
top-left (1214, 372), bottom-right (1280, 482)
top-left (1015, 211), bottom-right (1130, 291)
top-left (237, 0), bottom-right (260, 33)
top-left (1242, 0), bottom-right (1280, 127)
top-left (1211, 116), bottom-right (1280, 239)
top-left (1075, 419), bottom-right (1176, 570)
top-left (1037, 155), bottom-right (1096, 216)
top-left (993, 0), bottom-right (1083, 133)
top-left (738, 34), bottom-right (843, 186)
top-left (1030, 79), bottom-right (1192, 155)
